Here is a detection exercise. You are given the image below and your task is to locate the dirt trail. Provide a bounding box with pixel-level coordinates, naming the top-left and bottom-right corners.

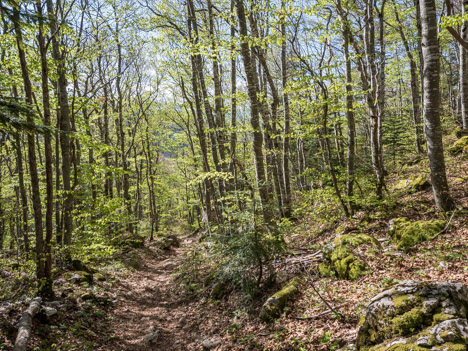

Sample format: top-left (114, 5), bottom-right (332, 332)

top-left (102, 238), bottom-right (213, 351)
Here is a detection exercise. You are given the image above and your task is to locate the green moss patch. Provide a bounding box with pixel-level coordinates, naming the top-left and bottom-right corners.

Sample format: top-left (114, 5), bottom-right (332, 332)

top-left (395, 176), bottom-right (430, 194)
top-left (334, 233), bottom-right (380, 247)
top-left (448, 136), bottom-right (468, 155)
top-left (389, 218), bottom-right (445, 252)
top-left (319, 233), bottom-right (378, 280)
top-left (259, 277), bottom-right (301, 322)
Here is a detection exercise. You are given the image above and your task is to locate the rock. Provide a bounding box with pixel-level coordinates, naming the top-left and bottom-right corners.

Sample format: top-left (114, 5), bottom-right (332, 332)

top-left (395, 176), bottom-right (431, 194)
top-left (95, 272), bottom-right (106, 281)
top-left (388, 218), bottom-right (445, 252)
top-left (80, 292), bottom-right (95, 301)
top-left (319, 234), bottom-right (379, 280)
top-left (259, 277), bottom-right (301, 322)
top-left (356, 280), bottom-right (468, 351)
top-left (448, 136), bottom-right (468, 156)
top-left (201, 337), bottom-right (222, 350)
top-left (42, 306), bottom-right (57, 318)
top-left (67, 271), bottom-right (93, 284)
top-left (210, 281), bottom-right (226, 300)
top-left (143, 329), bottom-right (159, 344)
top-left (71, 259), bottom-right (95, 274)
top-left (156, 235), bottom-right (180, 250)
top-left (276, 270), bottom-right (295, 285)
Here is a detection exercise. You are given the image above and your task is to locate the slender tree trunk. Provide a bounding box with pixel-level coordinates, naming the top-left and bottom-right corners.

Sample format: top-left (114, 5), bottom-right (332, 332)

top-left (420, 0), bottom-right (454, 210)
top-left (281, 2), bottom-right (292, 217)
top-left (236, 0), bottom-right (273, 225)
top-left (363, 0), bottom-right (385, 197)
top-left (46, 0), bottom-right (73, 250)
top-left (229, 0), bottom-right (238, 191)
top-left (13, 4), bottom-right (45, 292)
top-left (394, 6), bottom-right (424, 153)
top-left (460, 0), bottom-right (468, 129)
top-left (337, 0), bottom-right (357, 211)
top-left (36, 0), bottom-right (54, 297)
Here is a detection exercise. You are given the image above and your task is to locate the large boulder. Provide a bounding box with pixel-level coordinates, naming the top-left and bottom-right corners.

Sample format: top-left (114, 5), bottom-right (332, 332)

top-left (448, 136), bottom-right (468, 156)
top-left (395, 176), bottom-right (431, 194)
top-left (388, 218), bottom-right (445, 252)
top-left (356, 280), bottom-right (468, 351)
top-left (319, 234), bottom-right (379, 280)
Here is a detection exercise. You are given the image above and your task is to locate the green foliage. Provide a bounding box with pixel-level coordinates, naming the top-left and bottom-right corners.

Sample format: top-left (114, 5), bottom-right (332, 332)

top-left (211, 221), bottom-right (285, 298)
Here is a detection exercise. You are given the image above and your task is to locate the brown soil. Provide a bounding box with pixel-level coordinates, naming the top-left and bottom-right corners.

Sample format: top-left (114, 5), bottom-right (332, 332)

top-left (101, 239), bottom-right (226, 351)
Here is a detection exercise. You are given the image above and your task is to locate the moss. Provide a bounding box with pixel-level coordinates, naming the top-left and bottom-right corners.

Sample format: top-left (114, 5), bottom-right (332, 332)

top-left (359, 315), bottom-right (366, 327)
top-left (369, 343), bottom-right (428, 351)
top-left (439, 342), bottom-right (467, 351)
top-left (320, 234), bottom-right (373, 280)
top-left (395, 176), bottom-right (430, 194)
top-left (65, 270), bottom-right (93, 284)
top-left (211, 281), bottom-right (226, 300)
top-left (448, 136), bottom-right (468, 155)
top-left (393, 294), bottom-right (411, 314)
top-left (392, 308), bottom-right (425, 335)
top-left (95, 272), bottom-right (106, 281)
top-left (389, 219), bottom-right (445, 252)
top-left (348, 260), bottom-right (366, 280)
top-left (432, 313), bottom-right (452, 325)
top-left (260, 277), bottom-right (300, 322)
top-left (439, 329), bottom-right (463, 343)
top-left (335, 225), bottom-right (346, 234)
top-left (318, 262), bottom-right (333, 277)
top-left (334, 233), bottom-right (380, 247)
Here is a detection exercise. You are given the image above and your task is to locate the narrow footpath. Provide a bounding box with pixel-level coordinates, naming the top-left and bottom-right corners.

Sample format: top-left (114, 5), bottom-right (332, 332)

top-left (102, 238), bottom-right (223, 351)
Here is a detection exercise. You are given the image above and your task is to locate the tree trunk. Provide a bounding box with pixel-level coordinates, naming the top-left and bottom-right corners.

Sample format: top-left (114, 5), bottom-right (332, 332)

top-left (460, 0), bottom-right (468, 129)
top-left (46, 0), bottom-right (74, 250)
top-left (281, 1), bottom-right (292, 218)
top-left (36, 0), bottom-right (54, 297)
top-left (236, 0), bottom-right (273, 225)
top-left (13, 4), bottom-right (45, 291)
top-left (419, 0), bottom-right (454, 210)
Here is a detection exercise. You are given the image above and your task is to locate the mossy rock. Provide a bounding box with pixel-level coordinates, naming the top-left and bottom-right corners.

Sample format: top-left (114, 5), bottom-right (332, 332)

top-left (210, 281), bottom-right (226, 300)
top-left (319, 233), bottom-right (377, 280)
top-left (259, 277), bottom-right (301, 322)
top-left (356, 280), bottom-right (468, 351)
top-left (155, 235), bottom-right (180, 250)
top-left (389, 218), bottom-right (445, 252)
top-left (320, 244), bottom-right (367, 280)
top-left (122, 251), bottom-right (143, 269)
top-left (112, 234), bottom-right (145, 249)
top-left (65, 271), bottom-right (93, 284)
top-left (71, 259), bottom-right (96, 274)
top-left (448, 136), bottom-right (468, 155)
top-left (94, 272), bottom-right (106, 281)
top-left (334, 234), bottom-right (380, 248)
top-left (395, 176), bottom-right (430, 194)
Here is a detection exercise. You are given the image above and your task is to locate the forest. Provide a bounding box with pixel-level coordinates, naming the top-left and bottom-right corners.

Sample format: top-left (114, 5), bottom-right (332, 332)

top-left (0, 0), bottom-right (467, 349)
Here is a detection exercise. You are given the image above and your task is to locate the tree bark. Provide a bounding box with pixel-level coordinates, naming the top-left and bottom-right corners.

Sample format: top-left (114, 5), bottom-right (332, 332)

top-left (13, 297), bottom-right (42, 351)
top-left (235, 0), bottom-right (273, 225)
top-left (36, 0), bottom-right (54, 297)
top-left (12, 4), bottom-right (45, 292)
top-left (460, 0), bottom-right (468, 129)
top-left (46, 0), bottom-right (74, 250)
top-left (420, 0), bottom-right (454, 210)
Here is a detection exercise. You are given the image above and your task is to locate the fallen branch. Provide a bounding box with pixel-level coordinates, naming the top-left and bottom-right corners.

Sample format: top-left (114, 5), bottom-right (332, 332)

top-left (14, 297), bottom-right (42, 351)
top-left (294, 303), bottom-right (348, 320)
top-left (429, 210), bottom-right (457, 240)
top-left (310, 280), bottom-right (344, 320)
